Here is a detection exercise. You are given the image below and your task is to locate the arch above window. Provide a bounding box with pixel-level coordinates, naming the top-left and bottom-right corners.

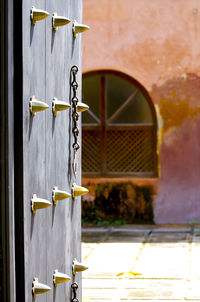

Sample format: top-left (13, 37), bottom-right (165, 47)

top-left (82, 70), bottom-right (158, 178)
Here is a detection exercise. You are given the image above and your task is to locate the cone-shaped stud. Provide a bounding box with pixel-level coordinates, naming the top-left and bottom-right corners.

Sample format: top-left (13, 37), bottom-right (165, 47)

top-left (52, 186), bottom-right (71, 205)
top-left (72, 183), bottom-right (89, 199)
top-left (31, 194), bottom-right (52, 214)
top-left (72, 258), bottom-right (88, 275)
top-left (30, 96), bottom-right (49, 116)
top-left (52, 13), bottom-right (71, 31)
top-left (73, 20), bottom-right (90, 38)
top-left (32, 277), bottom-right (51, 298)
top-left (30, 6), bottom-right (50, 25)
top-left (53, 270), bottom-right (71, 287)
top-left (52, 98), bottom-right (71, 116)
top-left (77, 102), bottom-right (89, 112)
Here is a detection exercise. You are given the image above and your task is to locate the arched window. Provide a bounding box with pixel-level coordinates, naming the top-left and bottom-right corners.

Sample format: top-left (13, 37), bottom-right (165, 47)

top-left (82, 70), bottom-right (157, 177)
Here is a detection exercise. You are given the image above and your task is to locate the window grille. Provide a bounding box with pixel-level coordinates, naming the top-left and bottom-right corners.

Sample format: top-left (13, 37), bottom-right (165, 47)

top-left (82, 71), bottom-right (157, 177)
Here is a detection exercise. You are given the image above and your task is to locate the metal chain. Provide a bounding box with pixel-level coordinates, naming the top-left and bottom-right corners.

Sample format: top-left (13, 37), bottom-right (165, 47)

top-left (71, 65), bottom-right (80, 152)
top-left (71, 66), bottom-right (80, 176)
top-left (71, 282), bottom-right (79, 302)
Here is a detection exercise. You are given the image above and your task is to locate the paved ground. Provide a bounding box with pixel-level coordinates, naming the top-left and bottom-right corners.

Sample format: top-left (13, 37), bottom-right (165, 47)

top-left (81, 225), bottom-right (200, 302)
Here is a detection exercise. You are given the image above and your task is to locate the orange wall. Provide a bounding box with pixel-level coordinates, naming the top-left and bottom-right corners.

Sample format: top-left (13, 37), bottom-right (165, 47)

top-left (82, 0), bottom-right (200, 224)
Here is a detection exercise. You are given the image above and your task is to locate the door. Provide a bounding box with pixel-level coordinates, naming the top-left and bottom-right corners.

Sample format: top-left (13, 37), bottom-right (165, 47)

top-left (15, 1), bottom-right (83, 302)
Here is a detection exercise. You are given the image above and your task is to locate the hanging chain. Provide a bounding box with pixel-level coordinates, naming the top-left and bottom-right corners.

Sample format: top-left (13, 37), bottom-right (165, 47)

top-left (71, 65), bottom-right (80, 177)
top-left (71, 282), bottom-right (79, 302)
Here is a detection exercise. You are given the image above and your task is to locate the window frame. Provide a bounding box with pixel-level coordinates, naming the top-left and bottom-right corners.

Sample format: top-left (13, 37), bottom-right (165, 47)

top-left (82, 70), bottom-right (158, 178)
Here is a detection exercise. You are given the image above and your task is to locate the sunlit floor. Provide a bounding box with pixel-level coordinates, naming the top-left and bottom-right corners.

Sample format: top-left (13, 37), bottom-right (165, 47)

top-left (82, 225), bottom-right (200, 301)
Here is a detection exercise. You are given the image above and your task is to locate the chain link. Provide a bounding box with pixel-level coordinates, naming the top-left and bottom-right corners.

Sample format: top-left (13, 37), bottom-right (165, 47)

top-left (71, 282), bottom-right (79, 302)
top-left (71, 66), bottom-right (80, 177)
top-left (71, 65), bottom-right (80, 153)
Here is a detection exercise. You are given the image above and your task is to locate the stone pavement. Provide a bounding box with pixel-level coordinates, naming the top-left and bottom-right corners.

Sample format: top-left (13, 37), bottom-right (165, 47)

top-left (81, 225), bottom-right (200, 302)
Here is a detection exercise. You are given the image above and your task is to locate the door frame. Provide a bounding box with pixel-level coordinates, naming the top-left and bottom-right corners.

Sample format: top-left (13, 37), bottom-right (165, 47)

top-left (0, 0), bottom-right (16, 301)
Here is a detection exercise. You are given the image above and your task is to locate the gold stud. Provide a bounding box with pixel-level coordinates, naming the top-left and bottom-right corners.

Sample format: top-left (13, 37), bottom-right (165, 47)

top-left (52, 13), bottom-right (71, 31)
top-left (30, 96), bottom-right (49, 116)
top-left (77, 102), bottom-right (89, 112)
top-left (31, 194), bottom-right (51, 214)
top-left (30, 6), bottom-right (50, 25)
top-left (52, 98), bottom-right (71, 116)
top-left (72, 258), bottom-right (88, 275)
top-left (32, 277), bottom-right (51, 298)
top-left (53, 270), bottom-right (71, 287)
top-left (73, 20), bottom-right (90, 38)
top-left (72, 183), bottom-right (89, 199)
top-left (52, 186), bottom-right (71, 205)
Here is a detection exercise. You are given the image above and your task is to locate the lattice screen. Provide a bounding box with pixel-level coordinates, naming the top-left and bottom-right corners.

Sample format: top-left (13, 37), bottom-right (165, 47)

top-left (82, 129), bottom-right (155, 175)
top-left (106, 130), bottom-right (154, 173)
top-left (82, 130), bottom-right (101, 173)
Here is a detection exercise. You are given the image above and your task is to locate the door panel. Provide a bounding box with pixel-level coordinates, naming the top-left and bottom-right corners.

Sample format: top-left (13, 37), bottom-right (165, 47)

top-left (23, 1), bottom-right (47, 300)
top-left (21, 1), bottom-right (82, 301)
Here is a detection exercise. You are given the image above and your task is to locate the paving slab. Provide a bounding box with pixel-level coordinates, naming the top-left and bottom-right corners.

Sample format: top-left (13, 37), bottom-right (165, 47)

top-left (83, 243), bottom-right (142, 278)
top-left (82, 279), bottom-right (188, 299)
top-left (82, 300), bottom-right (186, 302)
top-left (152, 228), bottom-right (191, 233)
top-left (82, 287), bottom-right (188, 301)
top-left (82, 226), bottom-right (200, 301)
top-left (105, 231), bottom-right (146, 243)
top-left (82, 243), bottom-right (98, 261)
top-left (148, 233), bottom-right (190, 243)
top-left (193, 234), bottom-right (200, 242)
top-left (82, 227), bottom-right (109, 233)
top-left (111, 228), bottom-right (151, 233)
top-left (187, 280), bottom-right (200, 299)
top-left (82, 232), bottom-right (108, 243)
top-left (194, 227), bottom-right (200, 234)
top-left (190, 245), bottom-right (200, 278)
top-left (134, 244), bottom-right (189, 278)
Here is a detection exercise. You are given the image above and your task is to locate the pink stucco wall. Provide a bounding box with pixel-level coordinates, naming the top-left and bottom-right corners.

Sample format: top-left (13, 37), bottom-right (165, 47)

top-left (82, 0), bottom-right (200, 224)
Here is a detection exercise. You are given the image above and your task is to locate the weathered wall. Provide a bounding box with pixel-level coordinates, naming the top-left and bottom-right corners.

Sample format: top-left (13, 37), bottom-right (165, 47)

top-left (82, 0), bottom-right (200, 223)
top-left (82, 180), bottom-right (155, 225)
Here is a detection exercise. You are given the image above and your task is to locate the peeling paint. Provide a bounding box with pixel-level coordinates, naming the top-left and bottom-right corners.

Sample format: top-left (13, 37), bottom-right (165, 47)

top-left (155, 104), bottom-right (163, 177)
top-left (160, 96), bottom-right (200, 132)
top-left (155, 104), bottom-right (164, 151)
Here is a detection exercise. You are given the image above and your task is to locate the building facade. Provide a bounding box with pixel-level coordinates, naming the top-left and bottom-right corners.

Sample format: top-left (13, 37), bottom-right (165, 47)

top-left (82, 0), bottom-right (200, 224)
